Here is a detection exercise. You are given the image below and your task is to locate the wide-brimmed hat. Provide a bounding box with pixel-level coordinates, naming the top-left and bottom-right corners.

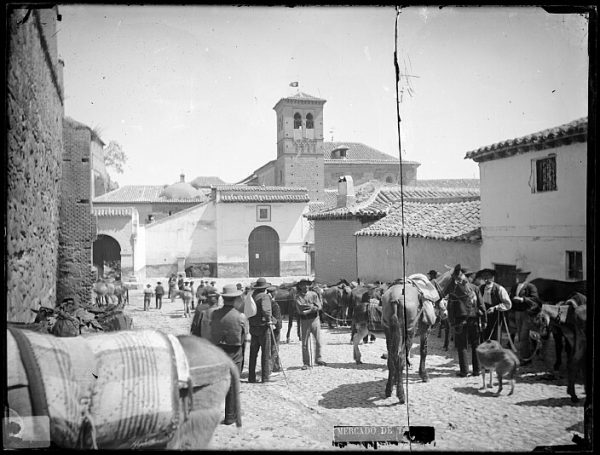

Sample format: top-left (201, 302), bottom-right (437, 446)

top-left (296, 278), bottom-right (313, 288)
top-left (476, 268), bottom-right (496, 278)
top-left (515, 268), bottom-right (531, 276)
top-left (427, 270), bottom-right (439, 278)
top-left (252, 277), bottom-right (271, 289)
top-left (221, 284), bottom-right (242, 298)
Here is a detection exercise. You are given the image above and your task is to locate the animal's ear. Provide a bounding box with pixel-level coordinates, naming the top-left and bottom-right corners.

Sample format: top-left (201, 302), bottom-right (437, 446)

top-left (453, 264), bottom-right (461, 275)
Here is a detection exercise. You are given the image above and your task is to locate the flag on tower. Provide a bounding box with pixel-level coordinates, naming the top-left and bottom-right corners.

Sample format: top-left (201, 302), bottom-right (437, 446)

top-left (289, 81), bottom-right (299, 87)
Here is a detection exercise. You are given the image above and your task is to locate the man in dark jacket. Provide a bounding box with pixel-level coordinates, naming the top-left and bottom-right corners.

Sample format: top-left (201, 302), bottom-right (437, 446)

top-left (267, 286), bottom-right (283, 373)
top-left (509, 268), bottom-right (540, 364)
top-left (210, 284), bottom-right (247, 425)
top-left (444, 266), bottom-right (487, 377)
top-left (478, 268), bottom-right (512, 341)
top-left (248, 277), bottom-right (274, 383)
top-left (154, 281), bottom-right (165, 309)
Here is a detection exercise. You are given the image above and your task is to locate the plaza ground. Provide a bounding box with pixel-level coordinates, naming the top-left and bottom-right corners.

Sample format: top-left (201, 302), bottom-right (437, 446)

top-left (124, 287), bottom-right (586, 451)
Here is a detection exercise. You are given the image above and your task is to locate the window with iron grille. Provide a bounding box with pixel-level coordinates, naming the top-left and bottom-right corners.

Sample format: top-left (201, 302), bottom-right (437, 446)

top-left (566, 251), bottom-right (583, 280)
top-left (534, 156), bottom-right (557, 192)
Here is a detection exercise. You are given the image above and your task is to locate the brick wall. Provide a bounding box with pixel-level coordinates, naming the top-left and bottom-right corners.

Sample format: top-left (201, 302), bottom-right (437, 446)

top-left (6, 7), bottom-right (64, 321)
top-left (280, 154), bottom-right (325, 201)
top-left (58, 118), bottom-right (96, 305)
top-left (314, 218), bottom-right (375, 284)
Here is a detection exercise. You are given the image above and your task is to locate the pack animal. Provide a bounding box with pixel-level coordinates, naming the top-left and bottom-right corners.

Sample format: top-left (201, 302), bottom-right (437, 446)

top-left (475, 339), bottom-right (520, 396)
top-left (530, 278), bottom-right (586, 371)
top-left (377, 270), bottom-right (452, 402)
top-left (321, 280), bottom-right (352, 328)
top-left (534, 294), bottom-right (587, 403)
top-left (6, 328), bottom-right (241, 449)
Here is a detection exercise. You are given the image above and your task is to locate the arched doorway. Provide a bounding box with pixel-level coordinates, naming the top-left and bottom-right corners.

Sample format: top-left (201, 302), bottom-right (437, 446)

top-left (248, 226), bottom-right (280, 277)
top-left (93, 234), bottom-right (121, 279)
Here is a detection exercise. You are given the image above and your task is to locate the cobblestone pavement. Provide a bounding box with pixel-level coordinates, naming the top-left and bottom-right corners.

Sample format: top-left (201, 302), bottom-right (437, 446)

top-left (125, 289), bottom-right (585, 451)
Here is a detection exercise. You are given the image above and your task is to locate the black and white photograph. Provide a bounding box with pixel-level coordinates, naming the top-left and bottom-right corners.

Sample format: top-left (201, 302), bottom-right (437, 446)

top-left (4, 4), bottom-right (595, 451)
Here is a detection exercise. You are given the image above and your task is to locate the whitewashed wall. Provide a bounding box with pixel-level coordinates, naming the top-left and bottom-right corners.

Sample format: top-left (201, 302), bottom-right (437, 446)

top-left (478, 142), bottom-right (586, 280)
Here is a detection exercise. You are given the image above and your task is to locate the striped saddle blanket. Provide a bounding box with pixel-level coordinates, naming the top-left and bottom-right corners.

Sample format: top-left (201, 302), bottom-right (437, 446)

top-left (7, 328), bottom-right (187, 449)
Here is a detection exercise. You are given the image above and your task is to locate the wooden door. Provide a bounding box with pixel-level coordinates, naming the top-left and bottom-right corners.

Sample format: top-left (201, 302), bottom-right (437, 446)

top-left (248, 226), bottom-right (280, 277)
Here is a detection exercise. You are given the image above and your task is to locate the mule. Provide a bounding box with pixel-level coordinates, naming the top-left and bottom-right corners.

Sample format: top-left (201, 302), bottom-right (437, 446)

top-left (357, 271), bottom-right (453, 403)
top-left (534, 297), bottom-right (587, 403)
top-left (6, 328), bottom-right (241, 449)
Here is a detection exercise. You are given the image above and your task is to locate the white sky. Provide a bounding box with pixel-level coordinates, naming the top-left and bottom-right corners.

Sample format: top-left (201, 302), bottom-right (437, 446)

top-left (56, 5), bottom-right (589, 186)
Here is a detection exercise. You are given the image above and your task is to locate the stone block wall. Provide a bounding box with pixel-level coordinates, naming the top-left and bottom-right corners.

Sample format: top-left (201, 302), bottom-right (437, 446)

top-left (6, 7), bottom-right (64, 321)
top-left (58, 118), bottom-right (96, 305)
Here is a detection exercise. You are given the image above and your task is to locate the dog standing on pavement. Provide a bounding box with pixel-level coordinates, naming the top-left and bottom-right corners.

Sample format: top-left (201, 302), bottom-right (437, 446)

top-left (475, 339), bottom-right (520, 396)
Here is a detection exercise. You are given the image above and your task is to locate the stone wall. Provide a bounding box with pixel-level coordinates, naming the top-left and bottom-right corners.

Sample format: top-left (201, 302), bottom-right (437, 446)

top-left (6, 7), bottom-right (64, 321)
top-left (58, 118), bottom-right (96, 305)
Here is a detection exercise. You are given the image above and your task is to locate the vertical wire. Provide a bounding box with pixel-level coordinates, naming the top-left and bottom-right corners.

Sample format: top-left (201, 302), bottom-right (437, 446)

top-left (394, 6), bottom-right (412, 448)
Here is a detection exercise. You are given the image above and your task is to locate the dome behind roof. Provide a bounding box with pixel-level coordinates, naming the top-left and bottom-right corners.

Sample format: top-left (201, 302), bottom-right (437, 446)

top-left (160, 181), bottom-right (202, 200)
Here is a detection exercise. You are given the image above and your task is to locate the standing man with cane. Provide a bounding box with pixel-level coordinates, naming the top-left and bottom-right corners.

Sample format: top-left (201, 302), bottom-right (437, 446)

top-left (295, 279), bottom-right (327, 370)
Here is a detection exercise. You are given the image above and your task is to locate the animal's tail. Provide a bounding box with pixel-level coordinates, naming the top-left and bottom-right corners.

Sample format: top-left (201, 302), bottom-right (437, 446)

top-left (229, 359), bottom-right (242, 427)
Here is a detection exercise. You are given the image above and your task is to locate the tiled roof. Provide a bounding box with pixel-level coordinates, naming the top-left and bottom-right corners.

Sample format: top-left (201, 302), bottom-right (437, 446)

top-left (306, 185), bottom-right (480, 220)
top-left (93, 185), bottom-right (210, 203)
top-left (356, 201), bottom-right (481, 242)
top-left (465, 117), bottom-right (587, 162)
top-left (190, 176), bottom-right (227, 188)
top-left (278, 92), bottom-right (327, 103)
top-left (415, 179), bottom-right (480, 189)
top-left (215, 185), bottom-right (310, 203)
top-left (322, 142), bottom-right (419, 165)
top-left (92, 207), bottom-right (134, 217)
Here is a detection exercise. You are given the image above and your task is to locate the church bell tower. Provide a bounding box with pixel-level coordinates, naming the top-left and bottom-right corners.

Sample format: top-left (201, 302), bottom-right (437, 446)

top-left (273, 92), bottom-right (326, 201)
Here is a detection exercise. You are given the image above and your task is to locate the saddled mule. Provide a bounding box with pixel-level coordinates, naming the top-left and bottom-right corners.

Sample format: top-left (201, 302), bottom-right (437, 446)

top-left (534, 295), bottom-right (588, 403)
top-left (6, 328), bottom-right (241, 449)
top-left (381, 270), bottom-right (454, 402)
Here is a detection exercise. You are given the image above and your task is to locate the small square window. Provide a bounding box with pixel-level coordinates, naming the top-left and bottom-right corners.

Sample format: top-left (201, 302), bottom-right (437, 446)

top-left (257, 205), bottom-right (271, 222)
top-left (566, 251), bottom-right (583, 280)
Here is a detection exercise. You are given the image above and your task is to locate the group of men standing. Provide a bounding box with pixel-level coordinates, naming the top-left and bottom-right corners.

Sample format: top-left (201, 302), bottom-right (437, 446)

top-left (439, 265), bottom-right (540, 377)
top-left (189, 277), bottom-right (327, 424)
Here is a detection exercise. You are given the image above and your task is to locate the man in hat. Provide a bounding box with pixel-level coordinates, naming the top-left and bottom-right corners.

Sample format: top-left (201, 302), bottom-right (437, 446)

top-left (210, 284), bottom-right (247, 425)
top-left (508, 268), bottom-right (540, 364)
top-left (182, 281), bottom-right (193, 318)
top-left (191, 288), bottom-right (220, 339)
top-left (248, 277), bottom-right (275, 383)
top-left (442, 265), bottom-right (487, 377)
top-left (143, 283), bottom-right (153, 311)
top-left (154, 281), bottom-right (165, 309)
top-left (426, 270), bottom-right (439, 281)
top-left (477, 268), bottom-right (512, 341)
top-left (295, 278), bottom-right (327, 369)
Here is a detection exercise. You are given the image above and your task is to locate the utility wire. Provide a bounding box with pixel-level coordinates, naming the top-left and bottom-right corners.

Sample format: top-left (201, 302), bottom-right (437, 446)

top-left (394, 6), bottom-right (412, 450)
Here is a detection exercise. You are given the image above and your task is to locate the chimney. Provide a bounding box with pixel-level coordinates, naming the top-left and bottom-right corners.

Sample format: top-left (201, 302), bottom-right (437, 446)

top-left (337, 175), bottom-right (355, 208)
top-left (180, 173), bottom-right (185, 183)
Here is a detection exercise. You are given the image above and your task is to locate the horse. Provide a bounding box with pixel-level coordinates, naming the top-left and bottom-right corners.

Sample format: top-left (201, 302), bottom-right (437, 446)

top-left (381, 269), bottom-right (455, 402)
top-left (6, 328), bottom-right (241, 449)
top-left (321, 280), bottom-right (352, 328)
top-left (533, 295), bottom-right (587, 403)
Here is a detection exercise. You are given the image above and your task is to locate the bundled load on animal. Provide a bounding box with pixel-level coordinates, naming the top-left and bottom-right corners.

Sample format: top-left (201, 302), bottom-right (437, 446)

top-left (9, 297), bottom-right (133, 337)
top-left (7, 328), bottom-right (241, 449)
